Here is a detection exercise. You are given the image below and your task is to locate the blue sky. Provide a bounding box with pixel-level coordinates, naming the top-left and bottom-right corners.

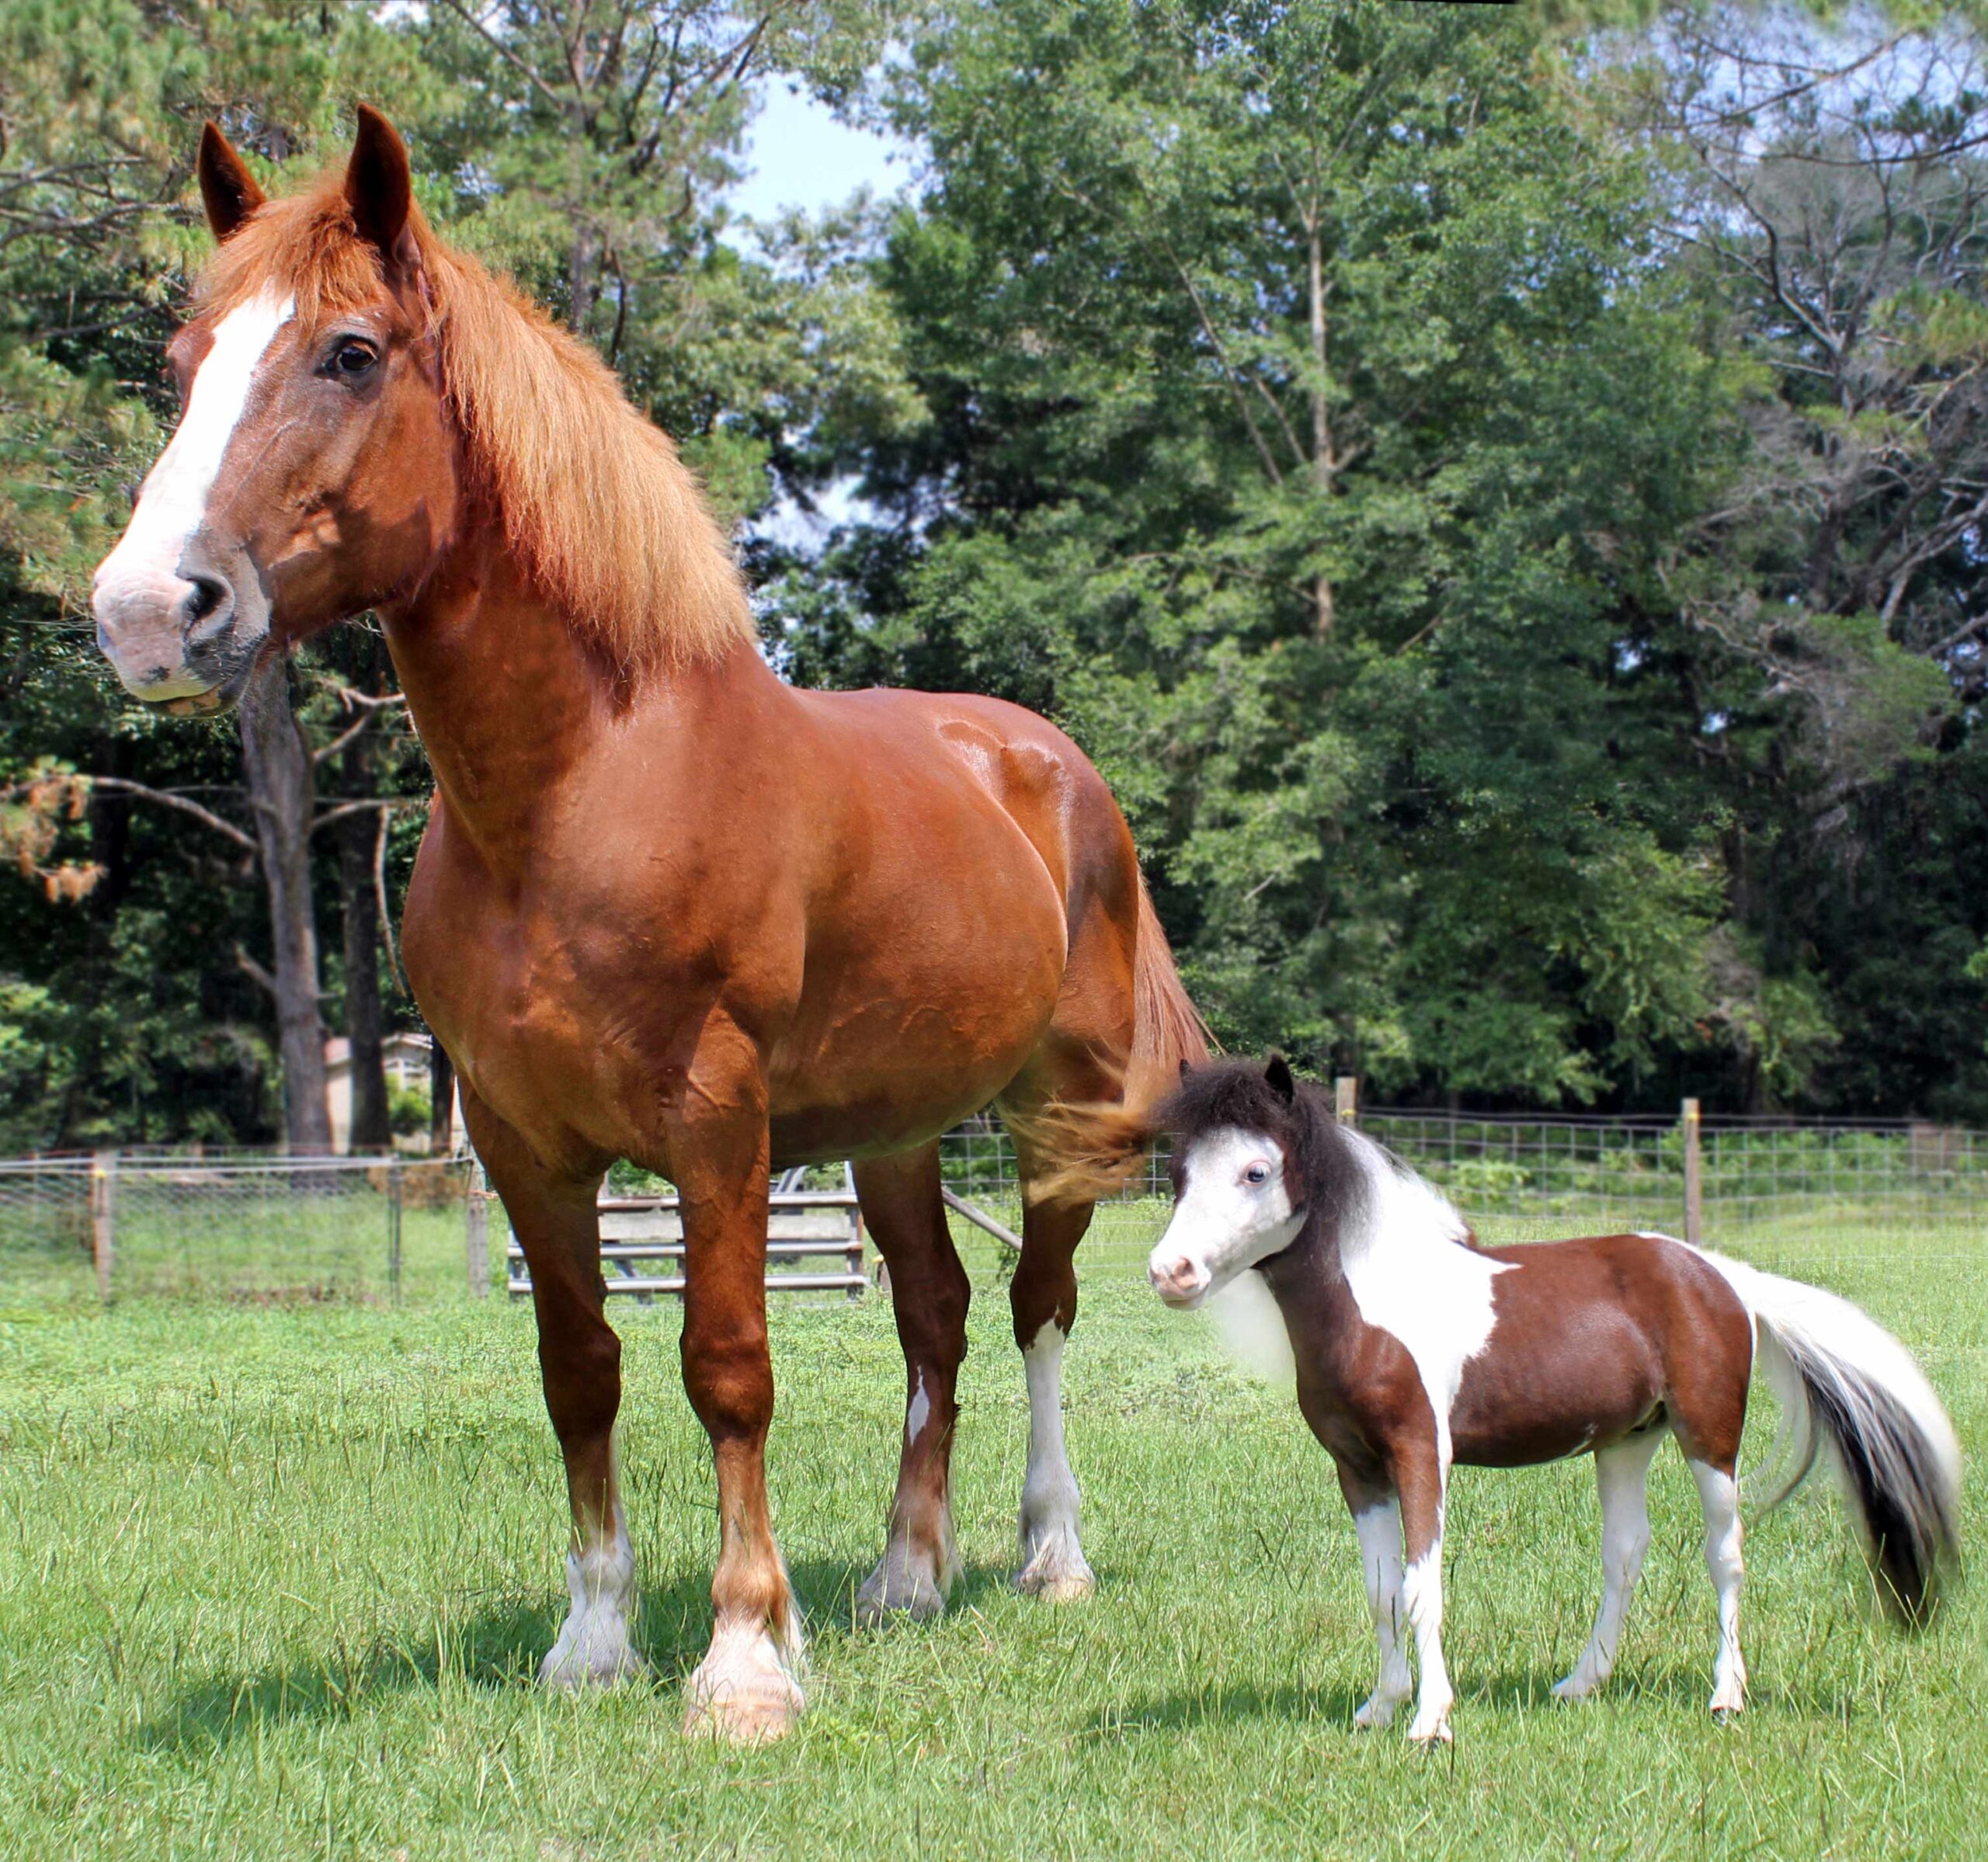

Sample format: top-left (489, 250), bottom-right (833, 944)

top-left (729, 82), bottom-right (910, 222)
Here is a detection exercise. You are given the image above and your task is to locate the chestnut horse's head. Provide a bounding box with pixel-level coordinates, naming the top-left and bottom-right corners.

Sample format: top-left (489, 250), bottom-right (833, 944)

top-left (92, 108), bottom-right (457, 711)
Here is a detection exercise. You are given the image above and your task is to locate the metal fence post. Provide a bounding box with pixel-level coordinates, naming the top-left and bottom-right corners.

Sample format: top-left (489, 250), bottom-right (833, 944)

top-left (1335, 1076), bottom-right (1359, 1125)
top-left (464, 1157), bottom-right (490, 1298)
top-left (90, 1148), bottom-right (117, 1301)
top-left (1682, 1098), bottom-right (1704, 1246)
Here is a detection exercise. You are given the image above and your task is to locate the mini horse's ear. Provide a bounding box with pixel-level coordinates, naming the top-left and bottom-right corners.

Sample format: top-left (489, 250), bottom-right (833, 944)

top-left (1179, 1058), bottom-right (1193, 1081)
top-left (1264, 1054), bottom-right (1297, 1104)
top-left (344, 104), bottom-right (421, 280)
top-left (197, 123), bottom-right (266, 244)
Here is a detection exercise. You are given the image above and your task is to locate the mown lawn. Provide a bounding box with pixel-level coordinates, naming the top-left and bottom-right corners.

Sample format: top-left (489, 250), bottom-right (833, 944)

top-left (0, 1207), bottom-right (1979, 1860)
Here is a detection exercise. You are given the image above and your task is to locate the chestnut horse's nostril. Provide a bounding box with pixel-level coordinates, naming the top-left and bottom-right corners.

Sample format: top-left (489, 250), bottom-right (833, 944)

top-left (182, 575), bottom-right (229, 629)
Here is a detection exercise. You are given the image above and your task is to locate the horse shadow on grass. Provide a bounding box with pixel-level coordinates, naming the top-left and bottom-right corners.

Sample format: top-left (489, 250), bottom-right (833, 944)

top-left (136, 1555), bottom-right (1019, 1755)
top-left (1079, 1663), bottom-right (1775, 1744)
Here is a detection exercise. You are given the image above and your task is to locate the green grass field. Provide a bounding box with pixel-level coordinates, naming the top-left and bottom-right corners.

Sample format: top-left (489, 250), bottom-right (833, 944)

top-left (0, 1205), bottom-right (1980, 1860)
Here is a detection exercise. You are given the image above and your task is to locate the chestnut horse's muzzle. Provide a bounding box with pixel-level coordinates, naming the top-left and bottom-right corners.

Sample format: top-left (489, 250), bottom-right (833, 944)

top-left (92, 541), bottom-right (266, 711)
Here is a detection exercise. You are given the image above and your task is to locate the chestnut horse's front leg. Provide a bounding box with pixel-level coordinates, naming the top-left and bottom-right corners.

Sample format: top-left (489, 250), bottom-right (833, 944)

top-left (669, 1056), bottom-right (805, 1742)
top-left (459, 1086), bottom-right (637, 1688)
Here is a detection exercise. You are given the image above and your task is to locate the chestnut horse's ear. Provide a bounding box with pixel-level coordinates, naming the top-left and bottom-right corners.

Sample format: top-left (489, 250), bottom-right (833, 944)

top-left (1264, 1054), bottom-right (1296, 1104)
top-left (197, 123), bottom-right (266, 243)
top-left (345, 103), bottom-right (421, 277)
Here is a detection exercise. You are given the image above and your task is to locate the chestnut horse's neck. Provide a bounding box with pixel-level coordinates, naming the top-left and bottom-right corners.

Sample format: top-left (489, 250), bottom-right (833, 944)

top-left (378, 509), bottom-right (774, 875)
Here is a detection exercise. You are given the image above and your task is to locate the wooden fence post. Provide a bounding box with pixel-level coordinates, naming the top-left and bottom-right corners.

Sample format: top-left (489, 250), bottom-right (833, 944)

top-left (1681, 1097), bottom-right (1704, 1247)
top-left (90, 1148), bottom-right (116, 1301)
top-left (464, 1157), bottom-right (491, 1298)
top-left (387, 1161), bottom-right (404, 1302)
top-left (1334, 1076), bottom-right (1359, 1125)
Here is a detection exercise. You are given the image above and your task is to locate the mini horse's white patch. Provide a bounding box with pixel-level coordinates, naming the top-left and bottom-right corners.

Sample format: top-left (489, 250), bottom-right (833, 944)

top-left (905, 1370), bottom-right (931, 1444)
top-left (1149, 1129), bottom-right (1302, 1305)
top-left (1335, 1131), bottom-right (1510, 1467)
top-left (1204, 1269), bottom-right (1296, 1384)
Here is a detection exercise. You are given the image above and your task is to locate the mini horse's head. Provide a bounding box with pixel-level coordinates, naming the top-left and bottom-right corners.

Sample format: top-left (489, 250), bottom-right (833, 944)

top-left (92, 109), bottom-right (457, 711)
top-left (1147, 1055), bottom-right (1317, 1308)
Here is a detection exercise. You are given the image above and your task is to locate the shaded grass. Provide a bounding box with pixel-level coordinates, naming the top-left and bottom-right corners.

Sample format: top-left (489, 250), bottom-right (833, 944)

top-left (0, 1216), bottom-right (1980, 1859)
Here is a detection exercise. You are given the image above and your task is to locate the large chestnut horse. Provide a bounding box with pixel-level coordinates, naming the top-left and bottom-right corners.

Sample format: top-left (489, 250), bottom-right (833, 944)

top-left (90, 109), bottom-right (1207, 1740)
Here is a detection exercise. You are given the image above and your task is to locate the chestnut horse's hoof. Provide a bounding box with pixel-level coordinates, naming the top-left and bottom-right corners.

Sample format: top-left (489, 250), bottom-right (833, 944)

top-left (855, 1533), bottom-right (959, 1626)
top-left (540, 1639), bottom-right (647, 1690)
top-left (683, 1617), bottom-right (805, 1744)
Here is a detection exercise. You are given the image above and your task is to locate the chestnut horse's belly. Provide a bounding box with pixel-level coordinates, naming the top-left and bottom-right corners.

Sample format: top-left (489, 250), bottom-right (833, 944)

top-left (404, 699), bottom-right (1080, 1174)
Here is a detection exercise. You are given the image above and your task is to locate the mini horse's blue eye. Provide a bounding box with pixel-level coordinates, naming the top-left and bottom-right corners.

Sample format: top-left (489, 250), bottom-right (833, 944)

top-left (1245, 1163), bottom-right (1270, 1186)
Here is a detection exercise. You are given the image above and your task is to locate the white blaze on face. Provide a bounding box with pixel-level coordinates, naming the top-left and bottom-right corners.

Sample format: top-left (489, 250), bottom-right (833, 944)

top-left (1148, 1127), bottom-right (1302, 1309)
top-left (92, 290), bottom-right (294, 689)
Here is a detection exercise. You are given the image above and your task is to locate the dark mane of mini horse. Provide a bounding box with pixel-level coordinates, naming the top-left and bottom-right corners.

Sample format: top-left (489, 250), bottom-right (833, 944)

top-left (1154, 1060), bottom-right (1371, 1235)
top-left (196, 168), bottom-right (752, 674)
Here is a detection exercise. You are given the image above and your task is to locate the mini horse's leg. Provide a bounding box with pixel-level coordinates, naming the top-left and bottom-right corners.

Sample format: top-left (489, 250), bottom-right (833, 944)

top-left (852, 1143), bottom-right (969, 1623)
top-left (1395, 1441), bottom-right (1455, 1745)
top-left (1688, 1455), bottom-right (1748, 1716)
top-left (670, 1062), bottom-right (805, 1742)
top-left (1006, 1189), bottom-right (1097, 1600)
top-left (460, 1089), bottom-right (638, 1688)
top-left (1555, 1426), bottom-right (1667, 1701)
top-left (1336, 1465), bottom-right (1412, 1728)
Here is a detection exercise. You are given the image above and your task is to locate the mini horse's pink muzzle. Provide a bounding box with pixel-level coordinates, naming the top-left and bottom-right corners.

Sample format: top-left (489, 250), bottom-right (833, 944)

top-left (1148, 1253), bottom-right (1208, 1308)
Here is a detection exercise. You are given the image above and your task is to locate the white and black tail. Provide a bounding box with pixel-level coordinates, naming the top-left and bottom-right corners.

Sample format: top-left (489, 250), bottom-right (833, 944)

top-left (1704, 1252), bottom-right (1962, 1622)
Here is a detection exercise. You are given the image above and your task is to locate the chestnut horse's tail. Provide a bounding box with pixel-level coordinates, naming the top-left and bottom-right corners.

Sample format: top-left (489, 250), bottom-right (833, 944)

top-left (1012, 875), bottom-right (1213, 1208)
top-left (1126, 876), bottom-right (1215, 1112)
top-left (1705, 1251), bottom-right (1962, 1624)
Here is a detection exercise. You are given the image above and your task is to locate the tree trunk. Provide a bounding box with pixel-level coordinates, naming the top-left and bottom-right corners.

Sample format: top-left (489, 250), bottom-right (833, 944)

top-left (337, 800), bottom-right (391, 1153)
top-left (1307, 213), bottom-right (1336, 640)
top-left (240, 654), bottom-right (333, 1153)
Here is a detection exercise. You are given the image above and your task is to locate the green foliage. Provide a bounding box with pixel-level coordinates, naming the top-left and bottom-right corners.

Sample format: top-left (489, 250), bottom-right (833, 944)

top-left (2, 0), bottom-right (1985, 1134)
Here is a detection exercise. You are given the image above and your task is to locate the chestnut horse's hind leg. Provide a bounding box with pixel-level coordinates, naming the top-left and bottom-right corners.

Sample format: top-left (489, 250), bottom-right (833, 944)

top-left (1004, 1182), bottom-right (1098, 1600)
top-left (459, 1090), bottom-right (640, 1689)
top-left (1555, 1426), bottom-right (1667, 1702)
top-left (1336, 1467), bottom-right (1413, 1729)
top-left (852, 1142), bottom-right (970, 1623)
top-left (669, 1062), bottom-right (806, 1742)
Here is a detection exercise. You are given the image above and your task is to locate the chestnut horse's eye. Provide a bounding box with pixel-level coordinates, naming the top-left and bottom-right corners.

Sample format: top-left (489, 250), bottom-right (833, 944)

top-left (328, 339), bottom-right (377, 379)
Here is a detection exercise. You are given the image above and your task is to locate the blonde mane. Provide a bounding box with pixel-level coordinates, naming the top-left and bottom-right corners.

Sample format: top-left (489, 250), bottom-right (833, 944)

top-left (197, 172), bottom-right (754, 672)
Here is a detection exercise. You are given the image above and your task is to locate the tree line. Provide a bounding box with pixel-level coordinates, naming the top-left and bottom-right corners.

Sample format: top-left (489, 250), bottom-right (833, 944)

top-left (2, 0), bottom-right (1985, 1151)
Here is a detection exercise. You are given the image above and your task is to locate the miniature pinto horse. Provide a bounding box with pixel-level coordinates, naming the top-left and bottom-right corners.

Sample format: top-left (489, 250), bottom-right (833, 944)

top-left (1141, 1059), bottom-right (1961, 1745)
top-left (89, 110), bottom-right (1208, 1741)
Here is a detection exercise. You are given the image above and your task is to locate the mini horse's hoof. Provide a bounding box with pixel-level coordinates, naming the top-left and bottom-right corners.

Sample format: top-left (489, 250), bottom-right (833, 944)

top-left (1015, 1565), bottom-right (1096, 1603)
top-left (1407, 1717), bottom-right (1454, 1747)
top-left (1351, 1697), bottom-right (1398, 1731)
top-left (1551, 1674), bottom-right (1598, 1703)
top-left (1014, 1536), bottom-right (1095, 1602)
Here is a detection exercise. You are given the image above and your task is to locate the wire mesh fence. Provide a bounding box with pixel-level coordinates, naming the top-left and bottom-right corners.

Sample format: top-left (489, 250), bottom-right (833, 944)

top-left (1, 1102), bottom-right (1980, 1304)
top-left (0, 1152), bottom-right (471, 1303)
